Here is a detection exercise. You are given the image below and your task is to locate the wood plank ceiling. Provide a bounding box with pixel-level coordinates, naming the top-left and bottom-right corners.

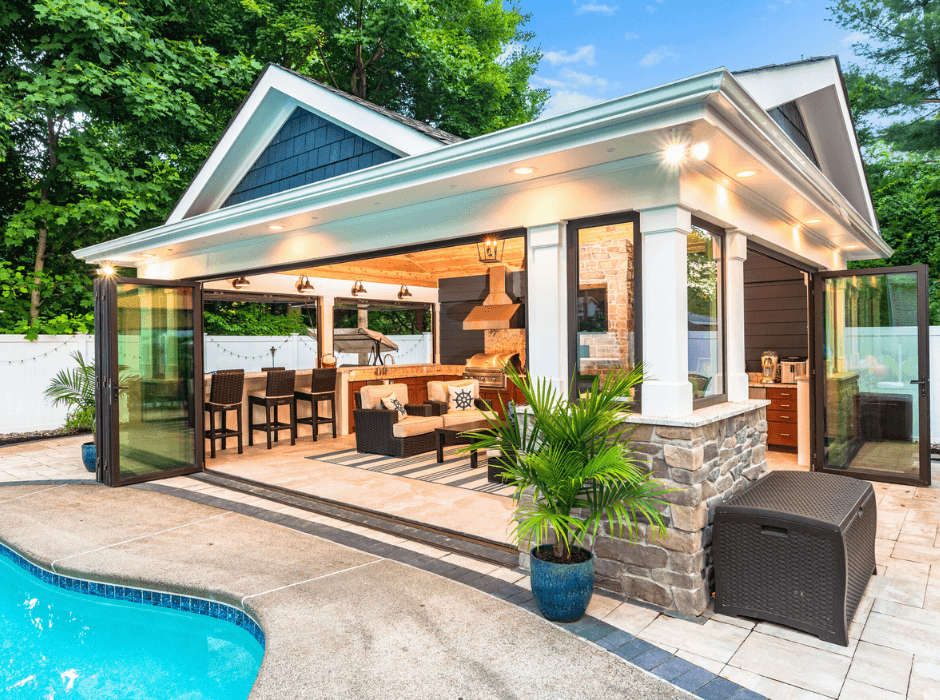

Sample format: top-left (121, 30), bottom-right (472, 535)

top-left (280, 237), bottom-right (526, 288)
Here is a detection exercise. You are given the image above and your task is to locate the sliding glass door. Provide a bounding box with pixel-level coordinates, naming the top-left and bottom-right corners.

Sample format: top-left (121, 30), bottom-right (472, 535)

top-left (813, 265), bottom-right (931, 486)
top-left (94, 276), bottom-right (204, 486)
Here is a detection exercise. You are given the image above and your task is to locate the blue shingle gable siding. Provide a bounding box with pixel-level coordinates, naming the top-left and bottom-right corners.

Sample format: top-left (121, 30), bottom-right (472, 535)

top-left (222, 106), bottom-right (399, 208)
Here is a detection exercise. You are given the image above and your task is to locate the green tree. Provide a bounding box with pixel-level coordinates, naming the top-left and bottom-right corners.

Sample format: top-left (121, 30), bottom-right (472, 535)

top-left (0, 0), bottom-right (258, 332)
top-left (831, 0), bottom-right (940, 151)
top-left (192, 0), bottom-right (547, 138)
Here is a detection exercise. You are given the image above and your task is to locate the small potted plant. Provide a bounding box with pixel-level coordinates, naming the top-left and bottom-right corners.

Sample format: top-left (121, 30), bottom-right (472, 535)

top-left (465, 364), bottom-right (671, 622)
top-left (45, 351), bottom-right (97, 471)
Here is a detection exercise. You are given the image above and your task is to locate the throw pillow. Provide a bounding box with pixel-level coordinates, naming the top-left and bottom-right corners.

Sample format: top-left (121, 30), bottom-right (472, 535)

top-left (381, 395), bottom-right (407, 417)
top-left (448, 385), bottom-right (475, 412)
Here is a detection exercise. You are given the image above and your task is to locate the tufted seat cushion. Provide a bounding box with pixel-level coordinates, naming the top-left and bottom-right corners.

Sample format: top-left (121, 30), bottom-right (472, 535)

top-left (360, 383), bottom-right (409, 410)
top-left (391, 415), bottom-right (443, 438)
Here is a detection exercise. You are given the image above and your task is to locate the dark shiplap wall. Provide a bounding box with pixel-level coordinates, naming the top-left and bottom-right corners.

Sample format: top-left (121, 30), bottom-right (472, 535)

top-left (222, 107), bottom-right (398, 208)
top-left (438, 272), bottom-right (525, 365)
top-left (744, 252), bottom-right (809, 372)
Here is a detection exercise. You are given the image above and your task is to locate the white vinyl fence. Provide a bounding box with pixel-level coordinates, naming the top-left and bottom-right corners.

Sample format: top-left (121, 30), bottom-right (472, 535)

top-left (0, 333), bottom-right (433, 433)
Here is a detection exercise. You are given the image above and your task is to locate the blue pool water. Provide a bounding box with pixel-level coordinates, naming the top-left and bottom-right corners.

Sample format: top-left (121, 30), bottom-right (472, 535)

top-left (0, 550), bottom-right (263, 699)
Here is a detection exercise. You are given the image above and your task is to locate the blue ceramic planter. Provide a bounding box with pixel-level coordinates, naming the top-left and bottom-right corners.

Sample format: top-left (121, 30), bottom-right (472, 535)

top-left (529, 545), bottom-right (595, 622)
top-left (81, 442), bottom-right (96, 473)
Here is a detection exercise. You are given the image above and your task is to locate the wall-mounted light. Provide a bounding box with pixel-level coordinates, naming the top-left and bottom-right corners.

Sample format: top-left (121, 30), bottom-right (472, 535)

top-left (295, 275), bottom-right (314, 294)
top-left (398, 285), bottom-right (412, 300)
top-left (476, 235), bottom-right (504, 264)
top-left (664, 144), bottom-right (685, 164)
top-left (351, 280), bottom-right (367, 296)
top-left (231, 276), bottom-right (250, 290)
top-left (98, 264), bottom-right (116, 277)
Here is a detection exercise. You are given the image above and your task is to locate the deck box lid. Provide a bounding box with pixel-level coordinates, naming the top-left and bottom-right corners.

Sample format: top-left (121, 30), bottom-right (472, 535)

top-left (714, 471), bottom-right (873, 533)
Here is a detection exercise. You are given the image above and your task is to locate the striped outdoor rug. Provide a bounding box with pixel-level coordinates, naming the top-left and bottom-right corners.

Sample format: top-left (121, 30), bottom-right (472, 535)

top-left (306, 447), bottom-right (514, 497)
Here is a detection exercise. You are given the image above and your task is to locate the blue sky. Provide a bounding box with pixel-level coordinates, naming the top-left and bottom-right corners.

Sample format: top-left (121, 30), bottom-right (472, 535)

top-left (523, 0), bottom-right (865, 117)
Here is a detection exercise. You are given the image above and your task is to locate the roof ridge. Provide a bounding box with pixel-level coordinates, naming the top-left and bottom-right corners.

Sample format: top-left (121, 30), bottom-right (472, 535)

top-left (733, 55), bottom-right (838, 76)
top-left (274, 64), bottom-right (463, 145)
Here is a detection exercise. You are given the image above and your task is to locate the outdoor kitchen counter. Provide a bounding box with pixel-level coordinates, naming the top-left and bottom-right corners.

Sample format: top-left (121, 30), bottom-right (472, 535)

top-left (337, 364), bottom-right (466, 435)
top-left (204, 370), bottom-right (319, 440)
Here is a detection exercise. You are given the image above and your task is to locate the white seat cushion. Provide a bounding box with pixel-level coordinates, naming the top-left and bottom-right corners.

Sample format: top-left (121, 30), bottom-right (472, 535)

top-left (391, 415), bottom-right (444, 438)
top-left (427, 379), bottom-right (478, 404)
top-left (360, 383), bottom-right (409, 410)
top-left (441, 409), bottom-right (497, 429)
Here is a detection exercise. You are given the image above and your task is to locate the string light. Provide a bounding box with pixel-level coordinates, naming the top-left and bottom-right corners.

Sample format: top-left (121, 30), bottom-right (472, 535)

top-left (1, 337), bottom-right (77, 365)
top-left (205, 335), bottom-right (316, 362)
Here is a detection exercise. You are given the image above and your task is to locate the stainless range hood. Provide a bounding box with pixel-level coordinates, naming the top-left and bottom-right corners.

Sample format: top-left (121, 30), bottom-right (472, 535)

top-left (463, 265), bottom-right (521, 330)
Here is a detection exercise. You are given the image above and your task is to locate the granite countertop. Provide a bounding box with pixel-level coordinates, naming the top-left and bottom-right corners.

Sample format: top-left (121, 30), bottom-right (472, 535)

top-left (748, 382), bottom-right (797, 388)
top-left (337, 363), bottom-right (466, 381)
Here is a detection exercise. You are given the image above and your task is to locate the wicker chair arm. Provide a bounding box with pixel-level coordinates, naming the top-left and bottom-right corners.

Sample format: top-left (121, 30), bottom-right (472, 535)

top-left (474, 398), bottom-right (492, 411)
top-left (406, 404), bottom-right (433, 417)
top-left (353, 407), bottom-right (398, 434)
top-left (425, 400), bottom-right (448, 416)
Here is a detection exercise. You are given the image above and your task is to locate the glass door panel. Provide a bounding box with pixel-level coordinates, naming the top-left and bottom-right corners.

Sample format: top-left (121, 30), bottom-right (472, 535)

top-left (815, 266), bottom-right (930, 485)
top-left (95, 277), bottom-right (203, 486)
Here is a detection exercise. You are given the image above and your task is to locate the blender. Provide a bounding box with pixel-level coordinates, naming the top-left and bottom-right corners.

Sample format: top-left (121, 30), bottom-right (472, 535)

top-left (761, 350), bottom-right (779, 384)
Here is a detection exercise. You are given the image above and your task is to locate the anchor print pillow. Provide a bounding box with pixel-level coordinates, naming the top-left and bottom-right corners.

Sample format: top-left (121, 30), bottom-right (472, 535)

top-left (447, 385), bottom-right (475, 412)
top-left (381, 395), bottom-right (408, 417)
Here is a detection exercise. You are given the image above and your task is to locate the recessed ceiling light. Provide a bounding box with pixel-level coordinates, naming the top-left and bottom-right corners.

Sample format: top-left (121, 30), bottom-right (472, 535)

top-left (691, 142), bottom-right (709, 159)
top-left (607, 148), bottom-right (616, 153)
top-left (141, 253), bottom-right (156, 258)
top-left (736, 170), bottom-right (757, 178)
top-left (268, 225), bottom-right (284, 230)
top-left (512, 166), bottom-right (536, 175)
top-left (664, 145), bottom-right (685, 164)
top-left (806, 218), bottom-right (822, 224)
top-left (843, 245), bottom-right (859, 250)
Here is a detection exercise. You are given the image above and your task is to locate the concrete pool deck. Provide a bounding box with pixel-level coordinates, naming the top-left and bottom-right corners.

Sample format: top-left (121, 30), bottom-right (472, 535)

top-left (0, 483), bottom-right (693, 700)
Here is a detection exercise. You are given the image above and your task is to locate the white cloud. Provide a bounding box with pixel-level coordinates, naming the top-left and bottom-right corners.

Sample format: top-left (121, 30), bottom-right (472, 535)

top-left (575, 3), bottom-right (619, 15)
top-left (639, 46), bottom-right (679, 68)
top-left (840, 31), bottom-right (866, 46)
top-left (542, 45), bottom-right (596, 66)
top-left (624, 32), bottom-right (639, 41)
top-left (646, 4), bottom-right (656, 12)
top-left (559, 67), bottom-right (608, 91)
top-left (498, 42), bottom-right (523, 65)
top-left (540, 90), bottom-right (603, 118)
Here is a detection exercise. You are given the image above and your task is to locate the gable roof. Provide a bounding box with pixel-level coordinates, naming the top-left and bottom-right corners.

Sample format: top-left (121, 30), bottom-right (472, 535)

top-left (165, 64), bottom-right (459, 224)
top-left (733, 56), bottom-right (877, 228)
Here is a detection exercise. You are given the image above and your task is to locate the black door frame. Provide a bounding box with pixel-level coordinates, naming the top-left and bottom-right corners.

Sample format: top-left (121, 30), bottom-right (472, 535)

top-left (94, 275), bottom-right (205, 487)
top-left (812, 264), bottom-right (931, 487)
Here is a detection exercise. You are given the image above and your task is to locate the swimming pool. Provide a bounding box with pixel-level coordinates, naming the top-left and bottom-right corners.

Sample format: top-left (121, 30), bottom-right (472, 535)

top-left (0, 544), bottom-right (263, 699)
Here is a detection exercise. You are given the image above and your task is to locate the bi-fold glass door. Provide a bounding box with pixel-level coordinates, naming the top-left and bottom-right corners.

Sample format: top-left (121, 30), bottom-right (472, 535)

top-left (813, 265), bottom-right (931, 486)
top-left (94, 276), bottom-right (204, 486)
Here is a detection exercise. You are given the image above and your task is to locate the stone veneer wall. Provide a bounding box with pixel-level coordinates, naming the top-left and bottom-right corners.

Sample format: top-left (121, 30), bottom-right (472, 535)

top-left (588, 405), bottom-right (768, 616)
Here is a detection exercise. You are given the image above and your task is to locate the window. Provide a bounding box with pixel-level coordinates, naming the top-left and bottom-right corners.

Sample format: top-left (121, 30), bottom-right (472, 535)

top-left (573, 218), bottom-right (637, 397)
top-left (688, 223), bottom-right (724, 405)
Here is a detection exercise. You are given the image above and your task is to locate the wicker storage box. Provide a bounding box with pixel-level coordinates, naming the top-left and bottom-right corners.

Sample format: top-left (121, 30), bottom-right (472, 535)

top-left (713, 471), bottom-right (877, 646)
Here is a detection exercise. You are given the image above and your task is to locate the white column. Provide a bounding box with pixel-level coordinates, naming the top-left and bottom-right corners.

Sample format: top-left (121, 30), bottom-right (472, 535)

top-left (432, 302), bottom-right (441, 364)
top-left (319, 296), bottom-right (334, 359)
top-left (526, 222), bottom-right (568, 397)
top-left (639, 205), bottom-right (693, 417)
top-left (725, 229), bottom-right (749, 402)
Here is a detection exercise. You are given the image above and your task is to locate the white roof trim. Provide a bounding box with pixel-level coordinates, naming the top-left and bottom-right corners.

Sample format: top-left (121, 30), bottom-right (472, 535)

top-left (75, 67), bottom-right (892, 264)
top-left (165, 65), bottom-right (446, 224)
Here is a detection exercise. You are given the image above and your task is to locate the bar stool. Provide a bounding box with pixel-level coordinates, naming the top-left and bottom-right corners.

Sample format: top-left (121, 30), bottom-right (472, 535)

top-left (248, 369), bottom-right (296, 449)
top-left (205, 370), bottom-right (245, 458)
top-left (295, 368), bottom-right (338, 441)
top-left (261, 367), bottom-right (285, 372)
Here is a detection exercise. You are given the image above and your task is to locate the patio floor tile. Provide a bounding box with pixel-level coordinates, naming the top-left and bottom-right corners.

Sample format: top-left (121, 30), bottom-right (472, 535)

top-left (595, 629), bottom-right (634, 649)
top-left (728, 632), bottom-right (851, 697)
top-left (860, 612), bottom-right (940, 660)
top-left (863, 572), bottom-right (928, 607)
top-left (639, 617), bottom-right (750, 663)
top-left (612, 637), bottom-right (653, 660)
top-left (721, 666), bottom-right (831, 700)
top-left (585, 592), bottom-right (623, 619)
top-left (632, 647), bottom-right (674, 671)
top-left (913, 653), bottom-right (940, 682)
top-left (674, 649), bottom-right (726, 675)
top-left (845, 640), bottom-right (912, 694)
top-left (908, 675), bottom-right (940, 700)
top-left (751, 621), bottom-right (858, 658)
top-left (650, 656), bottom-right (695, 681)
top-left (693, 677), bottom-right (742, 699)
top-left (892, 541), bottom-right (940, 566)
top-left (837, 678), bottom-right (903, 700)
top-left (602, 600), bottom-right (660, 634)
top-left (670, 666), bottom-right (717, 693)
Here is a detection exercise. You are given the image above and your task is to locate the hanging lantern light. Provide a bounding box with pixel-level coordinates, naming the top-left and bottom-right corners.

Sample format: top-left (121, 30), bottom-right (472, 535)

top-left (231, 276), bottom-right (251, 289)
top-left (295, 275), bottom-right (314, 293)
top-left (476, 235), bottom-right (504, 264)
top-left (397, 284), bottom-right (412, 299)
top-left (351, 280), bottom-right (367, 296)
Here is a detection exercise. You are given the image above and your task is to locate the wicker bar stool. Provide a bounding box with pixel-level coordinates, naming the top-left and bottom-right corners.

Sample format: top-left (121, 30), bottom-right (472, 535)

top-left (205, 370), bottom-right (245, 458)
top-left (295, 368), bottom-right (338, 441)
top-left (261, 367), bottom-right (285, 372)
top-left (248, 369), bottom-right (297, 449)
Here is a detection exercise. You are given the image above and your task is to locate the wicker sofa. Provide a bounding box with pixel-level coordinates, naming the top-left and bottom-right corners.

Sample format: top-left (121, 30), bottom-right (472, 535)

top-left (353, 384), bottom-right (442, 457)
top-left (425, 379), bottom-right (498, 428)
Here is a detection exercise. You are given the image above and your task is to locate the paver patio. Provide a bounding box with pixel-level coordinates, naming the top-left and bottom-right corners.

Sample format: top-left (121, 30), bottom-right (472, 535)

top-left (3, 437), bottom-right (940, 699)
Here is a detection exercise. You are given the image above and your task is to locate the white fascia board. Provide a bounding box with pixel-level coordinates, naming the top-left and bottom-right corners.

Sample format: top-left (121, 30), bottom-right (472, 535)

top-left (74, 69), bottom-right (727, 263)
top-left (165, 65), bottom-right (445, 224)
top-left (706, 72), bottom-right (891, 259)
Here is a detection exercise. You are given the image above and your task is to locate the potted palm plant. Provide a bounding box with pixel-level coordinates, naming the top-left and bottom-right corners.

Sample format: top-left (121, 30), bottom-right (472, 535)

top-left (465, 364), bottom-right (672, 622)
top-left (45, 351), bottom-right (97, 471)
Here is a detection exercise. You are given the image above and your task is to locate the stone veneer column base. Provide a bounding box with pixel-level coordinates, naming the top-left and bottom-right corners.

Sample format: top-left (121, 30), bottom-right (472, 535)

top-left (590, 401), bottom-right (769, 616)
